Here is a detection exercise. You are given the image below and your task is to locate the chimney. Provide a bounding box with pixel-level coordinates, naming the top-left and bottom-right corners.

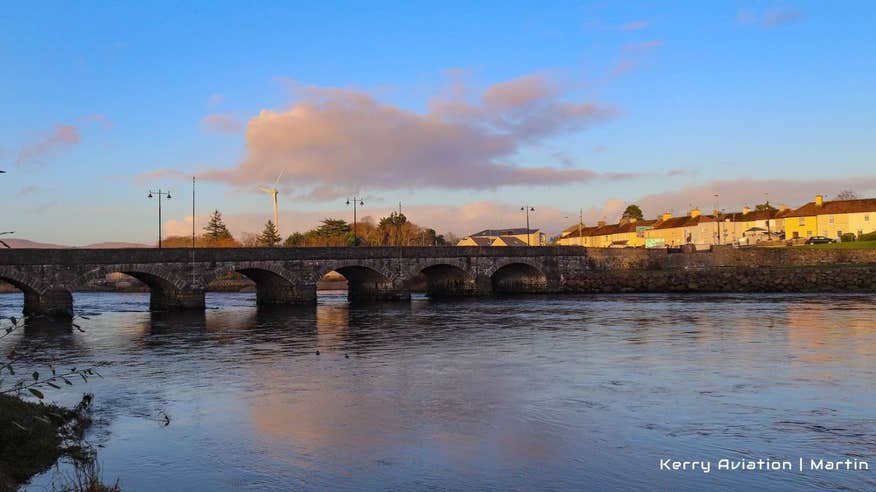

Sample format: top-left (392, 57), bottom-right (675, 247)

top-left (742, 206), bottom-right (751, 215)
top-left (815, 195), bottom-right (824, 207)
top-left (597, 220), bottom-right (606, 227)
top-left (661, 211), bottom-right (672, 221)
top-left (689, 208), bottom-right (701, 218)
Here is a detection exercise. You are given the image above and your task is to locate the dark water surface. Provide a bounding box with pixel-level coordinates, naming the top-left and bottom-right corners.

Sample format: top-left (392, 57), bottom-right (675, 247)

top-left (2, 292), bottom-right (875, 491)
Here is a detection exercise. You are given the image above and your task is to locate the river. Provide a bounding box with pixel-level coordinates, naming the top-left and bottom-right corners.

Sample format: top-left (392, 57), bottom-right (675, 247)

top-left (2, 292), bottom-right (875, 491)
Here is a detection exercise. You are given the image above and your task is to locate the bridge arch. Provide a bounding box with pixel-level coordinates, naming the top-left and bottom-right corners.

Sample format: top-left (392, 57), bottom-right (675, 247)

top-left (206, 263), bottom-right (314, 305)
top-left (490, 261), bottom-right (548, 293)
top-left (0, 268), bottom-right (73, 319)
top-left (411, 263), bottom-right (476, 297)
top-left (317, 263), bottom-right (407, 302)
top-left (71, 265), bottom-right (202, 312)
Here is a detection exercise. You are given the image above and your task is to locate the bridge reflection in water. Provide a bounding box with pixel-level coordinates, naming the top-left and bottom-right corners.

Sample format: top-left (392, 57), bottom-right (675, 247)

top-left (0, 246), bottom-right (587, 318)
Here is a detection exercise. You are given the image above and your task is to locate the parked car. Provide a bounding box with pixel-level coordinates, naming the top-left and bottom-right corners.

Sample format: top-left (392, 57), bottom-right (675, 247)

top-left (805, 236), bottom-right (835, 245)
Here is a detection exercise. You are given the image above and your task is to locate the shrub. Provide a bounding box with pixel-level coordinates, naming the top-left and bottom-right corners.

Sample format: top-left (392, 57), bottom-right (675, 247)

top-left (841, 233), bottom-right (856, 242)
top-left (859, 231), bottom-right (876, 241)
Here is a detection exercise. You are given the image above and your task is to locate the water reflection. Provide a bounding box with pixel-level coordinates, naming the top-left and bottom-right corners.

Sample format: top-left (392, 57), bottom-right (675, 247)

top-left (1, 292), bottom-right (875, 491)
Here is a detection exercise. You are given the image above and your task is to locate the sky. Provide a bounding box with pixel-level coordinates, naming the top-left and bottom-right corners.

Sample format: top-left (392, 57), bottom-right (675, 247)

top-left (1, 1), bottom-right (875, 245)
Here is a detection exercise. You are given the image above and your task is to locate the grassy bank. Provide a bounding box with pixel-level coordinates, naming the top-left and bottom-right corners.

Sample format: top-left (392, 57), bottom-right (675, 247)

top-left (807, 240), bottom-right (876, 250)
top-left (0, 393), bottom-right (116, 491)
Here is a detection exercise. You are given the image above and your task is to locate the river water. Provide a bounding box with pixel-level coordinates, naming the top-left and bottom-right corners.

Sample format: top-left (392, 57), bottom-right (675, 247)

top-left (2, 292), bottom-right (875, 491)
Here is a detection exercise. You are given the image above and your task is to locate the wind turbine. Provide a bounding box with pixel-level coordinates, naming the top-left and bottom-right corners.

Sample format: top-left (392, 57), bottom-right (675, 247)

top-left (259, 170), bottom-right (284, 234)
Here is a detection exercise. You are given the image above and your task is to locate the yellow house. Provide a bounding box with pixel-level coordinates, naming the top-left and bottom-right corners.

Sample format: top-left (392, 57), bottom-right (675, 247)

top-left (457, 228), bottom-right (545, 246)
top-left (723, 205), bottom-right (792, 244)
top-left (557, 218), bottom-right (655, 247)
top-left (784, 195), bottom-right (876, 240)
top-left (644, 209), bottom-right (719, 248)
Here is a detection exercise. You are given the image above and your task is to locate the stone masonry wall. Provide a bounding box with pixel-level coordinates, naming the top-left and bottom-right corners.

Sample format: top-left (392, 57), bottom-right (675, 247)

top-left (577, 246), bottom-right (876, 293)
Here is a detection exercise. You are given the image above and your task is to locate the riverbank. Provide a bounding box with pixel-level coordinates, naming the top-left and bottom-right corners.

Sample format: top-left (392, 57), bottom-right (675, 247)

top-left (0, 393), bottom-right (116, 491)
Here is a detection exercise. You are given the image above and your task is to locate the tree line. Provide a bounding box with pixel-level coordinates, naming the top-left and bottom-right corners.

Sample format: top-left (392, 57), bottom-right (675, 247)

top-left (162, 210), bottom-right (455, 248)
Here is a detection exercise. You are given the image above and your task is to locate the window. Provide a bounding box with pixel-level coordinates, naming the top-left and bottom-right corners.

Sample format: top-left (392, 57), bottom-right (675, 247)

top-left (828, 216), bottom-right (834, 224)
top-left (866, 215), bottom-right (870, 222)
top-left (798, 218), bottom-right (806, 226)
top-left (807, 231), bottom-right (812, 237)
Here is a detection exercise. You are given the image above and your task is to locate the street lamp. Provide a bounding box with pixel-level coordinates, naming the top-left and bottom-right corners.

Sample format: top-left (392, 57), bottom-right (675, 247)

top-left (148, 189), bottom-right (172, 248)
top-left (346, 196), bottom-right (364, 246)
top-left (713, 194), bottom-right (720, 245)
top-left (521, 204), bottom-right (535, 246)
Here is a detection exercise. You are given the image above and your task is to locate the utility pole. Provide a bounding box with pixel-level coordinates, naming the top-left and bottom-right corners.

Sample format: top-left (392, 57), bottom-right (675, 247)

top-left (148, 189), bottom-right (172, 248)
top-left (713, 194), bottom-right (720, 245)
top-left (521, 204), bottom-right (535, 246)
top-left (579, 208), bottom-right (583, 247)
top-left (764, 192), bottom-right (772, 241)
top-left (191, 177), bottom-right (196, 286)
top-left (346, 196), bottom-right (364, 246)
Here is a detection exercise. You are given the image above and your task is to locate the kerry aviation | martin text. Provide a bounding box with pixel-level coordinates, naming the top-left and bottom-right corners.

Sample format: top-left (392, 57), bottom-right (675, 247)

top-left (660, 458), bottom-right (870, 474)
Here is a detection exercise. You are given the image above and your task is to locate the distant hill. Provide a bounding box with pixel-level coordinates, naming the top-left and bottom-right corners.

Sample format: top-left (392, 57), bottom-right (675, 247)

top-left (1, 238), bottom-right (69, 249)
top-left (83, 242), bottom-right (150, 249)
top-left (1, 238), bottom-right (150, 249)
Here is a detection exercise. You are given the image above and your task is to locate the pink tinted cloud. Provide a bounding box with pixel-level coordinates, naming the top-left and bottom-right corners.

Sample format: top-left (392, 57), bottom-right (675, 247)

top-left (620, 20), bottom-right (650, 31)
top-left (207, 93), bottom-right (225, 108)
top-left (738, 8), bottom-right (802, 27)
top-left (198, 74), bottom-right (619, 197)
top-left (610, 59), bottom-right (637, 77)
top-left (15, 124), bottom-right (81, 167)
top-left (80, 114), bottom-right (113, 129)
top-left (201, 113), bottom-right (242, 134)
top-left (623, 39), bottom-right (664, 52)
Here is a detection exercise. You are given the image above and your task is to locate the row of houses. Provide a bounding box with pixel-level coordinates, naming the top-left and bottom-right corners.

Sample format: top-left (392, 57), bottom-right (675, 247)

top-left (555, 195), bottom-right (876, 248)
top-left (456, 228), bottom-right (547, 247)
top-left (456, 195), bottom-right (876, 248)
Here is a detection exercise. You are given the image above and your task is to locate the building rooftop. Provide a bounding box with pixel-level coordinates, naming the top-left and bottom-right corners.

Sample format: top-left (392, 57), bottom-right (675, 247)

top-left (461, 236), bottom-right (493, 246)
top-left (493, 236), bottom-right (528, 246)
top-left (470, 227), bottom-right (539, 237)
top-left (784, 198), bottom-right (876, 218)
top-left (652, 215), bottom-right (716, 230)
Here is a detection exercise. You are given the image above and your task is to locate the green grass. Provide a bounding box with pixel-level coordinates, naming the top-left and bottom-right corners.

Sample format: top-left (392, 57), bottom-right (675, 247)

top-left (807, 240), bottom-right (876, 250)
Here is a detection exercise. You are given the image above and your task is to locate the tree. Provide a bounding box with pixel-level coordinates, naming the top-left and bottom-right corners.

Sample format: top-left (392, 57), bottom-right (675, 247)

top-left (755, 203), bottom-right (778, 212)
top-left (622, 204), bottom-right (644, 220)
top-left (256, 220), bottom-right (281, 247)
top-left (836, 190), bottom-right (858, 200)
top-left (377, 212), bottom-right (408, 245)
top-left (284, 232), bottom-right (305, 247)
top-left (203, 210), bottom-right (234, 242)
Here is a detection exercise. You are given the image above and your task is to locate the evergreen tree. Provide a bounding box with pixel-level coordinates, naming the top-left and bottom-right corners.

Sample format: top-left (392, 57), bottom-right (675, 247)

top-left (203, 209), bottom-right (234, 242)
top-left (257, 220), bottom-right (282, 247)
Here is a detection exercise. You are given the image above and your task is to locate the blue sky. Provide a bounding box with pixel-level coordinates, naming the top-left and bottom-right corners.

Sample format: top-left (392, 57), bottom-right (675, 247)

top-left (2, 1), bottom-right (874, 245)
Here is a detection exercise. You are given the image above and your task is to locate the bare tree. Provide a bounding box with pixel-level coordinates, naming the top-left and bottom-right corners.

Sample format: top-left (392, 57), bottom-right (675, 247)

top-left (836, 190), bottom-right (858, 200)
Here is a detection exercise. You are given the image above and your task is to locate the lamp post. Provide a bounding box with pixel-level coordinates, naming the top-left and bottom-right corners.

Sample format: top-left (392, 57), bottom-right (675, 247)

top-left (713, 194), bottom-right (720, 245)
top-left (764, 192), bottom-right (772, 240)
top-left (148, 189), bottom-right (172, 248)
top-left (521, 204), bottom-right (535, 246)
top-left (346, 196), bottom-right (364, 246)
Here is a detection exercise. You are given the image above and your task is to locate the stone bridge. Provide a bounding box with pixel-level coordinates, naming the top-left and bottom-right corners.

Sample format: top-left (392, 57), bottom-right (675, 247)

top-left (0, 247), bottom-right (589, 318)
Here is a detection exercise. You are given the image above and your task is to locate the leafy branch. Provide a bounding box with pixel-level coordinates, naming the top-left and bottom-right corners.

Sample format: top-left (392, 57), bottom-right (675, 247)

top-left (0, 315), bottom-right (105, 400)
